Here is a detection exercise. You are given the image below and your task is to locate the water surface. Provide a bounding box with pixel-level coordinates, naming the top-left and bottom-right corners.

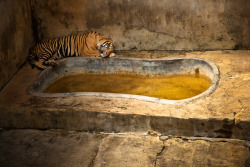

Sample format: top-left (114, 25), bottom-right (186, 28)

top-left (44, 73), bottom-right (212, 100)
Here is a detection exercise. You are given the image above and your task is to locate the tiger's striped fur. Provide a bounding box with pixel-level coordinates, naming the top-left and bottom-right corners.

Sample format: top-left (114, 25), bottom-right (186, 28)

top-left (28, 31), bottom-right (115, 70)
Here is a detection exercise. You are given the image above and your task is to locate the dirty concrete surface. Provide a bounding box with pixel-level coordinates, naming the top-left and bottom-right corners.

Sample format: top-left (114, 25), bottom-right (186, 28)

top-left (32, 0), bottom-right (250, 50)
top-left (0, 0), bottom-right (34, 90)
top-left (0, 50), bottom-right (249, 166)
top-left (0, 129), bottom-right (249, 167)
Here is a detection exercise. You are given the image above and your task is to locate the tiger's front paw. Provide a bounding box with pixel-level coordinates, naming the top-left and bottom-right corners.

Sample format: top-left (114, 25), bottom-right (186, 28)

top-left (48, 60), bottom-right (58, 67)
top-left (51, 61), bottom-right (58, 67)
top-left (109, 53), bottom-right (116, 57)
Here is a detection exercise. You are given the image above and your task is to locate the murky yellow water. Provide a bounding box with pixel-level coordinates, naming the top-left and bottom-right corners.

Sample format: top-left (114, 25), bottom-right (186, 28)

top-left (44, 73), bottom-right (212, 100)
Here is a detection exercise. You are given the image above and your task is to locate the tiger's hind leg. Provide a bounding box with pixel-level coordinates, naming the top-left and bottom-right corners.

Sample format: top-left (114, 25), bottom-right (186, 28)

top-left (33, 60), bottom-right (47, 70)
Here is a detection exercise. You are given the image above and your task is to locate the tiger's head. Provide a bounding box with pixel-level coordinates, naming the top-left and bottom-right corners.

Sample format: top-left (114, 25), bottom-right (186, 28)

top-left (97, 36), bottom-right (115, 58)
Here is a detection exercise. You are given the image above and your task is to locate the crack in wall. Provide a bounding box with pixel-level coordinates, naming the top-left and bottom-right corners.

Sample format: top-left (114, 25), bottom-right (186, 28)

top-left (88, 134), bottom-right (107, 167)
top-left (234, 99), bottom-right (246, 124)
top-left (88, 143), bottom-right (100, 167)
top-left (167, 136), bottom-right (250, 148)
top-left (154, 141), bottom-right (166, 167)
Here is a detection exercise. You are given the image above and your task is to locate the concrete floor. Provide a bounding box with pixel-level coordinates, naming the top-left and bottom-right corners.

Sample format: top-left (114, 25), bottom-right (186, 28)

top-left (0, 50), bottom-right (249, 166)
top-left (0, 129), bottom-right (249, 167)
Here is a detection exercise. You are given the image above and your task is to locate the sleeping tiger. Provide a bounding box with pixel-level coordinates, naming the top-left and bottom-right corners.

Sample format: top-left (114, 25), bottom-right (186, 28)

top-left (28, 31), bottom-right (115, 70)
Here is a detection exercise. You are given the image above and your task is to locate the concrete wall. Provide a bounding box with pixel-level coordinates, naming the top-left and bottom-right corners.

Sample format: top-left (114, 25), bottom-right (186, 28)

top-left (0, 0), bottom-right (249, 90)
top-left (0, 0), bottom-right (34, 90)
top-left (32, 0), bottom-right (249, 50)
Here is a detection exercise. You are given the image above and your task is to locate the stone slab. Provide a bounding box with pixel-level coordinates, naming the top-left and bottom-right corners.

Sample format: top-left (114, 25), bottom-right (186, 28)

top-left (0, 129), bottom-right (104, 167)
top-left (157, 138), bottom-right (250, 167)
top-left (0, 130), bottom-right (249, 167)
top-left (0, 51), bottom-right (249, 139)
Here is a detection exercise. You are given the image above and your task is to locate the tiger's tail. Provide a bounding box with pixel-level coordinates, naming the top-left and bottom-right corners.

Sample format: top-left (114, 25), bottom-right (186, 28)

top-left (27, 48), bottom-right (36, 69)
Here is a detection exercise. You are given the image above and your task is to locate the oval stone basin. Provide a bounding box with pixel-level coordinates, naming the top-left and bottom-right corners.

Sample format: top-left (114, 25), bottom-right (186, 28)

top-left (28, 57), bottom-right (220, 105)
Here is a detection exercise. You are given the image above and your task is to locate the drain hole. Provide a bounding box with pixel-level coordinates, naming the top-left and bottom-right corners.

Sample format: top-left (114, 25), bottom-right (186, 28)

top-left (195, 68), bottom-right (200, 76)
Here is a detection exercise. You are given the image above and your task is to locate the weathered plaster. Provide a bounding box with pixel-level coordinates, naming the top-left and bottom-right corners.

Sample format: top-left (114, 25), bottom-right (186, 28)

top-left (0, 0), bottom-right (34, 90)
top-left (32, 0), bottom-right (249, 50)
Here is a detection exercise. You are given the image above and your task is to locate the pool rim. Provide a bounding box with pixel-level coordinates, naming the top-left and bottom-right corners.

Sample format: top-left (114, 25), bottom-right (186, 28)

top-left (28, 57), bottom-right (220, 105)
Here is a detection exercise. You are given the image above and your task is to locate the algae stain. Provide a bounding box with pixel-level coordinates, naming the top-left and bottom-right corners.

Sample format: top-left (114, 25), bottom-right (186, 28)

top-left (43, 73), bottom-right (212, 100)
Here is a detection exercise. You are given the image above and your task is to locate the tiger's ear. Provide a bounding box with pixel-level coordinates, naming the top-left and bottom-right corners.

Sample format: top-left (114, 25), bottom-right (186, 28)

top-left (108, 35), bottom-right (112, 40)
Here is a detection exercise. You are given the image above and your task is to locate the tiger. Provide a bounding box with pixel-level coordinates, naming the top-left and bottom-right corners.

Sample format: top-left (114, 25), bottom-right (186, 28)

top-left (28, 31), bottom-right (115, 70)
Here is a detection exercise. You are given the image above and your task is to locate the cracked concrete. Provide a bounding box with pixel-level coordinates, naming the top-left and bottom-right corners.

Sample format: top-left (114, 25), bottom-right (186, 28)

top-left (154, 145), bottom-right (165, 167)
top-left (157, 137), bottom-right (250, 167)
top-left (0, 129), bottom-right (249, 167)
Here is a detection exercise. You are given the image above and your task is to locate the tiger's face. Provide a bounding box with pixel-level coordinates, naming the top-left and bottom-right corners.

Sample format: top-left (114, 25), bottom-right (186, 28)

top-left (98, 40), bottom-right (115, 58)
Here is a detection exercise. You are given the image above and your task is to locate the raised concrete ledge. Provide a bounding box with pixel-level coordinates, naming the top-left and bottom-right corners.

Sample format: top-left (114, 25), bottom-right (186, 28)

top-left (0, 51), bottom-right (249, 140)
top-left (0, 105), bottom-right (249, 140)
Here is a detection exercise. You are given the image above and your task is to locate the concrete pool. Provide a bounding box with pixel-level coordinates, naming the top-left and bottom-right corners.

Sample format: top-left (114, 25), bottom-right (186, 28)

top-left (28, 57), bottom-right (220, 105)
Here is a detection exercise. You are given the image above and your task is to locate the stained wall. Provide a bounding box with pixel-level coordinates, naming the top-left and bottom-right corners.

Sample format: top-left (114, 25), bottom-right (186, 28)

top-left (32, 0), bottom-right (249, 50)
top-left (0, 0), bottom-right (249, 90)
top-left (0, 0), bottom-right (34, 90)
